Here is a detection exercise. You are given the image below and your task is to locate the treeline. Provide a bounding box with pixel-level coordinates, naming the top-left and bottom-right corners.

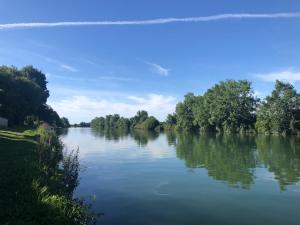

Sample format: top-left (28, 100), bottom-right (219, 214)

top-left (166, 80), bottom-right (300, 135)
top-left (91, 80), bottom-right (300, 135)
top-left (72, 122), bottom-right (90, 127)
top-left (91, 110), bottom-right (160, 131)
top-left (0, 65), bottom-right (70, 128)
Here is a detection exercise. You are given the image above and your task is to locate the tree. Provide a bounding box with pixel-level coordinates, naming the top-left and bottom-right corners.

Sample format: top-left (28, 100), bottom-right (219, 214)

top-left (164, 113), bottom-right (177, 130)
top-left (130, 110), bottom-right (148, 128)
top-left (61, 117), bottom-right (70, 128)
top-left (38, 104), bottom-right (62, 127)
top-left (256, 80), bottom-right (300, 134)
top-left (135, 116), bottom-right (159, 130)
top-left (166, 113), bottom-right (177, 125)
top-left (20, 66), bottom-right (49, 103)
top-left (0, 66), bottom-right (43, 125)
top-left (175, 93), bottom-right (198, 131)
top-left (0, 65), bottom-right (60, 127)
top-left (202, 80), bottom-right (257, 133)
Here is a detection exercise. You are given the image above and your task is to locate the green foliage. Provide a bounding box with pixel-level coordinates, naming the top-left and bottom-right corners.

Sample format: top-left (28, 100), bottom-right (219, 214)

top-left (0, 128), bottom-right (96, 225)
top-left (38, 104), bottom-right (64, 127)
top-left (175, 93), bottom-right (198, 131)
top-left (91, 111), bottom-right (160, 131)
top-left (163, 113), bottom-right (177, 130)
top-left (91, 115), bottom-right (130, 130)
top-left (130, 110), bottom-right (149, 128)
top-left (60, 117), bottom-right (71, 128)
top-left (175, 80), bottom-right (258, 133)
top-left (256, 80), bottom-right (300, 135)
top-left (135, 116), bottom-right (159, 130)
top-left (0, 66), bottom-right (43, 125)
top-left (0, 65), bottom-right (68, 127)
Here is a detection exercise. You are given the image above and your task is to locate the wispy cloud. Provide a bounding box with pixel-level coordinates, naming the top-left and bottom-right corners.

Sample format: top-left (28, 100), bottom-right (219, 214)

top-left (149, 63), bottom-right (169, 76)
top-left (46, 73), bottom-right (135, 82)
top-left (26, 52), bottom-right (79, 73)
top-left (143, 61), bottom-right (169, 76)
top-left (49, 94), bottom-right (176, 123)
top-left (60, 64), bottom-right (78, 72)
top-left (255, 69), bottom-right (300, 83)
top-left (1, 13), bottom-right (300, 30)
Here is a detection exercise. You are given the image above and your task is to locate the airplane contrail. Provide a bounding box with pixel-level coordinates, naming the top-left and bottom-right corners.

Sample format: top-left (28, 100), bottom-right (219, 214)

top-left (1, 12), bottom-right (300, 30)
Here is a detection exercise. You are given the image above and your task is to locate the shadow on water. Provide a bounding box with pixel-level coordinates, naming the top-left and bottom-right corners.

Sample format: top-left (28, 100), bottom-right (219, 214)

top-left (56, 128), bottom-right (69, 137)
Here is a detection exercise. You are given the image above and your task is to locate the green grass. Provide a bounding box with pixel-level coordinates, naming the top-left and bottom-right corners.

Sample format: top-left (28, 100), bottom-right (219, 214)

top-left (0, 132), bottom-right (40, 224)
top-left (0, 128), bottom-right (38, 141)
top-left (0, 128), bottom-right (95, 225)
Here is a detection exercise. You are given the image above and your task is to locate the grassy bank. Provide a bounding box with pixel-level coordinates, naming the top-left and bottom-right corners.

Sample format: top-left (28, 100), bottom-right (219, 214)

top-left (0, 128), bottom-right (95, 225)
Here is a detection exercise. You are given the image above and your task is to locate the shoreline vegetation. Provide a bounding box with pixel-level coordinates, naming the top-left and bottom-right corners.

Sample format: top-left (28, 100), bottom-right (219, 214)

top-left (91, 80), bottom-right (300, 136)
top-left (0, 65), bottom-right (96, 224)
top-left (0, 126), bottom-right (96, 225)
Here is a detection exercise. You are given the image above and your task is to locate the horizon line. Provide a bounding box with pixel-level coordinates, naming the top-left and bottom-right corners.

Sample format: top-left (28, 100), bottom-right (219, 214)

top-left (1, 12), bottom-right (300, 30)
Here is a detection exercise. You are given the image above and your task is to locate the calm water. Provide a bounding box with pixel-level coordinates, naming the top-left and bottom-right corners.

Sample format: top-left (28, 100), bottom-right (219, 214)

top-left (61, 128), bottom-right (300, 225)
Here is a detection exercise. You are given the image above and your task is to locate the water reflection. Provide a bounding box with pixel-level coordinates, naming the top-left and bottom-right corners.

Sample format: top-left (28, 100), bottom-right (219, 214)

top-left (175, 133), bottom-right (257, 189)
top-left (85, 128), bottom-right (300, 190)
top-left (91, 128), bottom-right (159, 146)
top-left (91, 128), bottom-right (129, 141)
top-left (56, 128), bottom-right (69, 137)
top-left (256, 136), bottom-right (300, 190)
top-left (130, 130), bottom-right (159, 146)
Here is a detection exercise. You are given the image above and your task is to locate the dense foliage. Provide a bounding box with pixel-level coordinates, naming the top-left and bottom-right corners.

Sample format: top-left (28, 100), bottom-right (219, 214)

top-left (0, 127), bottom-right (96, 225)
top-left (90, 80), bottom-right (300, 135)
top-left (175, 80), bottom-right (258, 133)
top-left (255, 81), bottom-right (300, 135)
top-left (173, 80), bottom-right (300, 135)
top-left (91, 110), bottom-right (160, 131)
top-left (0, 65), bottom-right (69, 127)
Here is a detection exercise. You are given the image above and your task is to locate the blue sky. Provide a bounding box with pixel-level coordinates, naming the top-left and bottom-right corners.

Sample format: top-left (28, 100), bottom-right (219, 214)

top-left (0, 0), bottom-right (300, 123)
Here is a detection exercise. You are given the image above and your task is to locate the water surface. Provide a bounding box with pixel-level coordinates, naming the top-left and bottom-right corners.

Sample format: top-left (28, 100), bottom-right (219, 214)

top-left (61, 128), bottom-right (300, 225)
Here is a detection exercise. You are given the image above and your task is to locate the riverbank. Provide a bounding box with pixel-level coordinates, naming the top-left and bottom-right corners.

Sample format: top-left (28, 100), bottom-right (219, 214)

top-left (0, 127), bottom-right (95, 225)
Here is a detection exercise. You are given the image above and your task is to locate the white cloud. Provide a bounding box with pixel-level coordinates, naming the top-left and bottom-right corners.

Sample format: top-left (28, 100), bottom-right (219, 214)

top-left (256, 69), bottom-right (300, 83)
top-left (1, 13), bottom-right (300, 30)
top-left (49, 94), bottom-right (176, 123)
top-left (60, 64), bottom-right (78, 72)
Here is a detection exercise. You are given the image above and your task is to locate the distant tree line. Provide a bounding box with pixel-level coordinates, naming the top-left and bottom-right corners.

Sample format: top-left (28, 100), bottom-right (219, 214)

top-left (91, 80), bottom-right (300, 135)
top-left (91, 110), bottom-right (161, 131)
top-left (0, 65), bottom-right (70, 128)
top-left (72, 122), bottom-right (90, 127)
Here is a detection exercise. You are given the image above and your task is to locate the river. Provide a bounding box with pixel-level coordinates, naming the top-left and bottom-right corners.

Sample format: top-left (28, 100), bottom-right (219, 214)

top-left (60, 128), bottom-right (300, 225)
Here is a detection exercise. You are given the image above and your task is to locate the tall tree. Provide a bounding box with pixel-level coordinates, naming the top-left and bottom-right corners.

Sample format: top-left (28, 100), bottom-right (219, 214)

top-left (175, 93), bottom-right (198, 131)
top-left (256, 80), bottom-right (300, 134)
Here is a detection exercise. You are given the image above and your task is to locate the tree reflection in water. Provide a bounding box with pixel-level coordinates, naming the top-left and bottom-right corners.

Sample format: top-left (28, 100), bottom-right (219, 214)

top-left (90, 127), bottom-right (300, 191)
top-left (175, 133), bottom-right (257, 189)
top-left (174, 132), bottom-right (300, 190)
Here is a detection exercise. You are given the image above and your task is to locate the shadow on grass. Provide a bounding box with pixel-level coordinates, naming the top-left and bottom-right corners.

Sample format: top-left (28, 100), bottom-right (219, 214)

top-left (0, 130), bottom-right (96, 225)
